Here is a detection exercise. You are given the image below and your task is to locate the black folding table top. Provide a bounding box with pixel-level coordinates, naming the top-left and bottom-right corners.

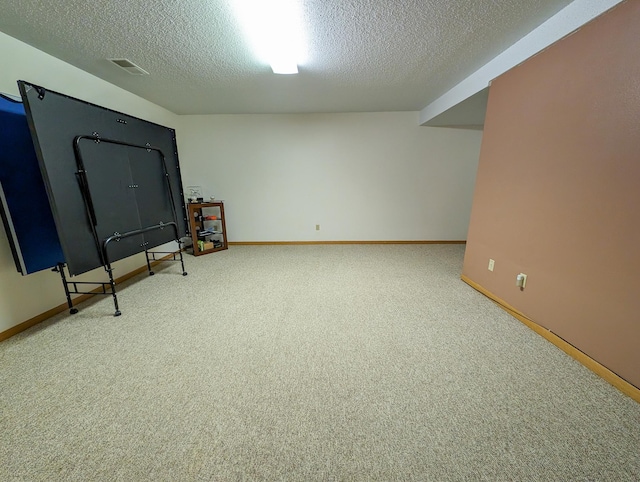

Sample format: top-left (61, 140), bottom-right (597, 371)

top-left (18, 81), bottom-right (187, 276)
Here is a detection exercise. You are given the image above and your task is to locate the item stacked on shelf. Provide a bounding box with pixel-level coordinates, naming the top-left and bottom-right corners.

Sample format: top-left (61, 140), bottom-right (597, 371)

top-left (187, 201), bottom-right (228, 256)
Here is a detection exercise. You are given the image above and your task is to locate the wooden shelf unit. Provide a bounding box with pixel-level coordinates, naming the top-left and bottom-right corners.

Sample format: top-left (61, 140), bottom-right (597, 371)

top-left (187, 202), bottom-right (228, 256)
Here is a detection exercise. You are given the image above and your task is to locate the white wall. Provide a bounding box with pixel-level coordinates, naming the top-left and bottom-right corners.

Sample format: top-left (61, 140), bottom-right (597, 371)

top-left (177, 112), bottom-right (482, 242)
top-left (0, 31), bottom-right (179, 333)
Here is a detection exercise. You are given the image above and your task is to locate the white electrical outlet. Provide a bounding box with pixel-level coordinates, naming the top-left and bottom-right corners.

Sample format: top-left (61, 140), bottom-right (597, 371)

top-left (516, 273), bottom-right (527, 289)
top-left (488, 259), bottom-right (495, 271)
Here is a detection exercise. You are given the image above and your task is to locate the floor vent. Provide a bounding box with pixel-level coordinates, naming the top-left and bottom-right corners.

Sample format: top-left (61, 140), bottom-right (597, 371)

top-left (108, 58), bottom-right (149, 75)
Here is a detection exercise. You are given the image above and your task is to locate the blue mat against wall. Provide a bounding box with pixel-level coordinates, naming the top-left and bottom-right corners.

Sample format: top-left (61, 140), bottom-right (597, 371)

top-left (0, 93), bottom-right (64, 274)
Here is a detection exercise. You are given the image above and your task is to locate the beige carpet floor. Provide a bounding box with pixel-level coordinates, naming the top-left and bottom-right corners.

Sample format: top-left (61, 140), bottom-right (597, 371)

top-left (1, 244), bottom-right (639, 481)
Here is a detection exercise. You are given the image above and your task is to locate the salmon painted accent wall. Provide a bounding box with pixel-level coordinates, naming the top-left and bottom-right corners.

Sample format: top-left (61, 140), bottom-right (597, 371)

top-left (463, 0), bottom-right (640, 389)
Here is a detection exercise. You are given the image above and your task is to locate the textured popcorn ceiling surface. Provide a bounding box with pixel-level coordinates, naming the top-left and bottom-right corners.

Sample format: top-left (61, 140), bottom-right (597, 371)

top-left (0, 0), bottom-right (572, 115)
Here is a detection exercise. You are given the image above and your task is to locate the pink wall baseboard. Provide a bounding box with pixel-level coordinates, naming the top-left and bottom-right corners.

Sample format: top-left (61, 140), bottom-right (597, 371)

top-left (461, 274), bottom-right (640, 404)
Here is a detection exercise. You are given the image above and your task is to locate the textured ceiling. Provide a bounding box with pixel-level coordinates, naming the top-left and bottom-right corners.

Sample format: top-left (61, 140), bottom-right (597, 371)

top-left (0, 0), bottom-right (573, 115)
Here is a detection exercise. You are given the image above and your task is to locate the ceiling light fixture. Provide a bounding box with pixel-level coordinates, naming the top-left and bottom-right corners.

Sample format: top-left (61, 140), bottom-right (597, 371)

top-left (232, 0), bottom-right (306, 74)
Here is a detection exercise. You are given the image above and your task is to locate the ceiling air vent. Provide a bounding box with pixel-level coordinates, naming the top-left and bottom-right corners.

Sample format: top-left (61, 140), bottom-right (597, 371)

top-left (108, 58), bottom-right (149, 75)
